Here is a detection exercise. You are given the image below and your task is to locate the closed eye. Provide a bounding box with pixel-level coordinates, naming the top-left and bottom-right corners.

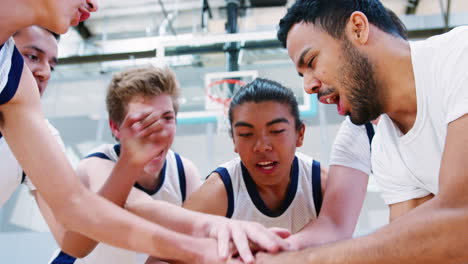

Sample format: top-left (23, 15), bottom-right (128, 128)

top-left (238, 133), bottom-right (253, 137)
top-left (271, 129), bottom-right (285, 134)
top-left (307, 55), bottom-right (316, 68)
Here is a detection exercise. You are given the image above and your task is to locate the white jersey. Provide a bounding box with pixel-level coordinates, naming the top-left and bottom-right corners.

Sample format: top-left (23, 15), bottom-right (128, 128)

top-left (50, 144), bottom-right (188, 264)
top-left (0, 120), bottom-right (64, 207)
top-left (372, 26), bottom-right (468, 205)
top-left (214, 152), bottom-right (322, 233)
top-left (0, 37), bottom-right (22, 105)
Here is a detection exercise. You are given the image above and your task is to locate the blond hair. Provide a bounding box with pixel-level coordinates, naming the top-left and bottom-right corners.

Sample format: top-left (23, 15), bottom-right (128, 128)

top-left (106, 66), bottom-right (180, 124)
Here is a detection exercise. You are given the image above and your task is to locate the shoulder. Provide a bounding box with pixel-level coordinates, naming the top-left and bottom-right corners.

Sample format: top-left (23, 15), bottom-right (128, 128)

top-left (76, 156), bottom-right (115, 191)
top-left (182, 171), bottom-right (228, 216)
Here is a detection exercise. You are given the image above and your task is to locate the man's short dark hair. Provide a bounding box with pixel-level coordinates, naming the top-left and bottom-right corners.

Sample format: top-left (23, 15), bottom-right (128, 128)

top-left (277, 0), bottom-right (402, 47)
top-left (13, 26), bottom-right (60, 42)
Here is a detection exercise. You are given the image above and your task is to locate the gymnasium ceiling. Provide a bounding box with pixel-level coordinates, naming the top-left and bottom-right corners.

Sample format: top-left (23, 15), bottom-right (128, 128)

top-left (58, 0), bottom-right (468, 65)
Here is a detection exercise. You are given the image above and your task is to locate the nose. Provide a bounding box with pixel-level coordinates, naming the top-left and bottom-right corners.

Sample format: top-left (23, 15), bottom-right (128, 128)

top-left (303, 74), bottom-right (322, 94)
top-left (33, 62), bottom-right (51, 84)
top-left (86, 0), bottom-right (98, 12)
top-left (253, 135), bottom-right (272, 153)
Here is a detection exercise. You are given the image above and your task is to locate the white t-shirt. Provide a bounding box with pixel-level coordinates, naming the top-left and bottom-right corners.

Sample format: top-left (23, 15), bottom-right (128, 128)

top-left (329, 117), bottom-right (372, 175)
top-left (0, 120), bottom-right (65, 207)
top-left (372, 26), bottom-right (468, 205)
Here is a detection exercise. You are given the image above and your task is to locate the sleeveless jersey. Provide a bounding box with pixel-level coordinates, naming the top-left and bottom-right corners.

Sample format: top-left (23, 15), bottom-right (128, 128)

top-left (50, 144), bottom-right (188, 264)
top-left (0, 37), bottom-right (23, 107)
top-left (214, 152), bottom-right (322, 234)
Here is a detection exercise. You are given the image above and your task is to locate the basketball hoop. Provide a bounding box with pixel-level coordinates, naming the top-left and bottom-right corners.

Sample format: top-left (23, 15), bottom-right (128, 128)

top-left (205, 78), bottom-right (246, 134)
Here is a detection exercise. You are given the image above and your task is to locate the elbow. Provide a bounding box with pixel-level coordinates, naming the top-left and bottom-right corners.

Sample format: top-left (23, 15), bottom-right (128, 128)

top-left (60, 237), bottom-right (98, 258)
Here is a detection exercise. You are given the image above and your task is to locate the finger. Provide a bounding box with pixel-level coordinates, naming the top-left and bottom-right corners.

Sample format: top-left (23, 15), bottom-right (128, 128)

top-left (245, 225), bottom-right (290, 253)
top-left (122, 109), bottom-right (153, 131)
top-left (138, 121), bottom-right (167, 139)
top-left (231, 225), bottom-right (254, 264)
top-left (217, 225), bottom-right (231, 260)
top-left (268, 227), bottom-right (291, 239)
top-left (136, 111), bottom-right (163, 132)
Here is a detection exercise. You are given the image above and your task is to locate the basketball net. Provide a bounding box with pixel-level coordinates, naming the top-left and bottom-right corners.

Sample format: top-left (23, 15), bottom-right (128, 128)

top-left (205, 79), bottom-right (246, 134)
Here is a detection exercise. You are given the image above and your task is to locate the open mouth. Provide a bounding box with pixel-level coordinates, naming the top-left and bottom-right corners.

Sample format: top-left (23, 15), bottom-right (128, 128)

top-left (256, 161), bottom-right (278, 171)
top-left (79, 8), bottom-right (90, 22)
top-left (319, 93), bottom-right (347, 116)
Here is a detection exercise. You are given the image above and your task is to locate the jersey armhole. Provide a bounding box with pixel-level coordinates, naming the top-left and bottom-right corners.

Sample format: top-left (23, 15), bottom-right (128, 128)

top-left (312, 160), bottom-right (322, 216)
top-left (212, 168), bottom-right (234, 218)
top-left (174, 153), bottom-right (187, 202)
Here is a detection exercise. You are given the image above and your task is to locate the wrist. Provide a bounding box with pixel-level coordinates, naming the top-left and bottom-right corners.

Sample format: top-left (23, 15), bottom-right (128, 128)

top-left (191, 213), bottom-right (216, 237)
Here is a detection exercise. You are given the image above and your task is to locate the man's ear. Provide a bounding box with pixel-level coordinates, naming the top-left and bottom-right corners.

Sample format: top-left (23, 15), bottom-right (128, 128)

top-left (345, 11), bottom-right (370, 45)
top-left (109, 119), bottom-right (121, 140)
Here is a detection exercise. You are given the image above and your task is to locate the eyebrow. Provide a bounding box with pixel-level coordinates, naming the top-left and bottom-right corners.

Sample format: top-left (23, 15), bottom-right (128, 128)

top-left (234, 121), bottom-right (254, 128)
top-left (297, 47), bottom-right (311, 77)
top-left (266, 118), bottom-right (289, 126)
top-left (23, 45), bottom-right (58, 64)
top-left (234, 118), bottom-right (290, 128)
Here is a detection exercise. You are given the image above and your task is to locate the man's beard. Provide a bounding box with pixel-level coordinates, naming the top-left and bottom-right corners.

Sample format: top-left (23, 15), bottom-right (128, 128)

top-left (339, 38), bottom-right (383, 125)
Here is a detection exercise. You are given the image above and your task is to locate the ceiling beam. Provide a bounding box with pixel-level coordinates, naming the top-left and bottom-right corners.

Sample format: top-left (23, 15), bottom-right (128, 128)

top-left (405, 0), bottom-right (420, 14)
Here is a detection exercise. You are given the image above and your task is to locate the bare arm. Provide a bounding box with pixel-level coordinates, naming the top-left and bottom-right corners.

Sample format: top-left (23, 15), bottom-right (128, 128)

top-left (286, 165), bottom-right (368, 250)
top-left (183, 172), bottom-right (228, 216)
top-left (0, 67), bottom-right (221, 263)
top-left (181, 156), bottom-right (202, 198)
top-left (389, 194), bottom-right (434, 222)
top-left (256, 114), bottom-right (468, 264)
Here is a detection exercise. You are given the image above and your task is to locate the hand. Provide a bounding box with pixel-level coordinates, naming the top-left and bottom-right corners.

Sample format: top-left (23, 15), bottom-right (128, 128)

top-left (118, 108), bottom-right (174, 167)
top-left (203, 217), bottom-right (292, 264)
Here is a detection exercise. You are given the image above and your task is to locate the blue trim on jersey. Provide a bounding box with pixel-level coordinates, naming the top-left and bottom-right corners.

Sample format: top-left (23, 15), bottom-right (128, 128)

top-left (50, 251), bottom-right (76, 264)
top-left (311, 160), bottom-right (322, 216)
top-left (114, 144), bottom-right (121, 156)
top-left (214, 167), bottom-right (235, 218)
top-left (174, 153), bottom-right (187, 202)
top-left (134, 161), bottom-right (167, 196)
top-left (0, 45), bottom-right (23, 105)
top-left (364, 122), bottom-right (375, 148)
top-left (84, 152), bottom-right (111, 160)
top-left (241, 157), bottom-right (299, 217)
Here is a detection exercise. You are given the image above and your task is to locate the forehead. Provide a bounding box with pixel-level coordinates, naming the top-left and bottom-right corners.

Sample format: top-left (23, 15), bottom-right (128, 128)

top-left (286, 22), bottom-right (338, 63)
top-left (14, 27), bottom-right (58, 56)
top-left (126, 94), bottom-right (174, 113)
top-left (232, 101), bottom-right (293, 124)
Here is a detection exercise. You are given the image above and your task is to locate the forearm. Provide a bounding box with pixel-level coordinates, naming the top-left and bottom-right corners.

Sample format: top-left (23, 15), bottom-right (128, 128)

top-left (97, 155), bottom-right (143, 204)
top-left (56, 187), bottom-right (208, 261)
top-left (41, 154), bottom-right (145, 257)
top-left (126, 198), bottom-right (215, 236)
top-left (287, 216), bottom-right (352, 249)
top-left (306, 198), bottom-right (468, 264)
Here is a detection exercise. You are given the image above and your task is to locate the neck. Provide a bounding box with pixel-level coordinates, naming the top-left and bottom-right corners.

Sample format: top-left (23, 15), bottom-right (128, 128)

top-left (371, 32), bottom-right (417, 134)
top-left (136, 171), bottom-right (162, 191)
top-left (256, 174), bottom-right (291, 213)
top-left (0, 0), bottom-right (37, 44)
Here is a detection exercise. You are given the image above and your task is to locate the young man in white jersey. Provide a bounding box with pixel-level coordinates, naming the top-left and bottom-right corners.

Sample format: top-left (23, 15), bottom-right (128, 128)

top-left (0, 25), bottom-right (63, 207)
top-left (0, 1), bottom-right (289, 262)
top-left (248, 0), bottom-right (468, 263)
top-left (49, 66), bottom-right (202, 264)
top-left (183, 78), bottom-right (328, 251)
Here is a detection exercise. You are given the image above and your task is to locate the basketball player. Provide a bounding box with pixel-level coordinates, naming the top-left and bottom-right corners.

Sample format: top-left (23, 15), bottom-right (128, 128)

top-left (251, 0), bottom-right (468, 263)
top-left (0, 1), bottom-right (289, 262)
top-left (182, 78), bottom-right (327, 251)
